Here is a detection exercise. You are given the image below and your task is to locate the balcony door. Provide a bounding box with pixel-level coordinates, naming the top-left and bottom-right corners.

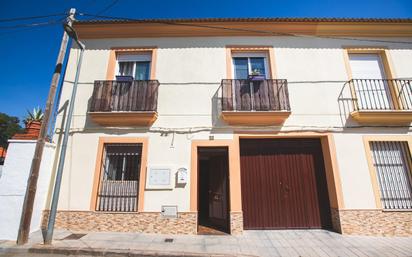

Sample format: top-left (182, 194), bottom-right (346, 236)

top-left (230, 53), bottom-right (271, 111)
top-left (349, 53), bottom-right (393, 110)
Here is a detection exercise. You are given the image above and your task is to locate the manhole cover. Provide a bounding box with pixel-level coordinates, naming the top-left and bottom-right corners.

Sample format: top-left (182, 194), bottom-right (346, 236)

top-left (63, 233), bottom-right (87, 240)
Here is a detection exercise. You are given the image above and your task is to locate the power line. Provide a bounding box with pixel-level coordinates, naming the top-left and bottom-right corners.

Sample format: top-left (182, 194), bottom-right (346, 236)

top-left (79, 0), bottom-right (120, 23)
top-left (78, 13), bottom-right (412, 45)
top-left (0, 18), bottom-right (64, 29)
top-left (0, 17), bottom-right (66, 39)
top-left (0, 21), bottom-right (62, 39)
top-left (0, 13), bottom-right (65, 23)
top-left (61, 79), bottom-right (412, 87)
top-left (53, 124), bottom-right (412, 135)
top-left (95, 0), bottom-right (120, 15)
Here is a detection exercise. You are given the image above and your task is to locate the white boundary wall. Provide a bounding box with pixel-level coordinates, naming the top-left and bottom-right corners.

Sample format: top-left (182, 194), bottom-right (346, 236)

top-left (0, 140), bottom-right (55, 240)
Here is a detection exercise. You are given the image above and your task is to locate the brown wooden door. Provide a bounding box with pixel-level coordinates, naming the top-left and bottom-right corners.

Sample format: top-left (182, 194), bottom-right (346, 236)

top-left (240, 139), bottom-right (332, 229)
top-left (208, 155), bottom-right (229, 229)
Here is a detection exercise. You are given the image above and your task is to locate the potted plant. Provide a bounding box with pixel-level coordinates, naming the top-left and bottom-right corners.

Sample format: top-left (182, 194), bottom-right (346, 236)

top-left (24, 107), bottom-right (44, 137)
top-left (248, 69), bottom-right (265, 81)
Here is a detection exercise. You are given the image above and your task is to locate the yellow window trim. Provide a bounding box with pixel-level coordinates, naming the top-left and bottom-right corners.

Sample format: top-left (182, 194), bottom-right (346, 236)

top-left (106, 46), bottom-right (158, 80)
top-left (225, 45), bottom-right (277, 79)
top-left (362, 135), bottom-right (412, 210)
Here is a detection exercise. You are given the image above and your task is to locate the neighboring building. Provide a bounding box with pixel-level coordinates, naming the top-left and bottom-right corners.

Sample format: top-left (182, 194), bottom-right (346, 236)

top-left (0, 147), bottom-right (6, 178)
top-left (45, 18), bottom-right (412, 236)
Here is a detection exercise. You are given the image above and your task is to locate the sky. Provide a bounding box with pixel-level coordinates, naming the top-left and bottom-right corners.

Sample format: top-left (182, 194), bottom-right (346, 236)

top-left (0, 0), bottom-right (411, 121)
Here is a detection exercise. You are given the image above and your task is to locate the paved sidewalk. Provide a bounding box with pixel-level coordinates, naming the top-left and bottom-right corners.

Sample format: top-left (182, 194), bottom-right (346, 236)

top-left (1, 229), bottom-right (412, 257)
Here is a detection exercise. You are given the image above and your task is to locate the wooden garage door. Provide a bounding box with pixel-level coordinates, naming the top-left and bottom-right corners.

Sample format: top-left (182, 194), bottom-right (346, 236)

top-left (240, 139), bottom-right (332, 229)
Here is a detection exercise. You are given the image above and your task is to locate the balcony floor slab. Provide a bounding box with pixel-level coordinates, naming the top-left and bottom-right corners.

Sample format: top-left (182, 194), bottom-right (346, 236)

top-left (221, 111), bottom-right (291, 126)
top-left (350, 110), bottom-right (412, 124)
top-left (88, 111), bottom-right (158, 126)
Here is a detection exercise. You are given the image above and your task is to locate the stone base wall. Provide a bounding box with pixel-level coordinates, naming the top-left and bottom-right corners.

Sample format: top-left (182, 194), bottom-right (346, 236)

top-left (230, 212), bottom-right (243, 235)
top-left (333, 209), bottom-right (412, 236)
top-left (42, 211), bottom-right (197, 234)
top-left (330, 208), bottom-right (342, 233)
top-left (44, 209), bottom-right (412, 236)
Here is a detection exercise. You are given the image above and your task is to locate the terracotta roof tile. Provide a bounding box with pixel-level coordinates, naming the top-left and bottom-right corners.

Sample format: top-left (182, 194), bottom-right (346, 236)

top-left (75, 17), bottom-right (412, 25)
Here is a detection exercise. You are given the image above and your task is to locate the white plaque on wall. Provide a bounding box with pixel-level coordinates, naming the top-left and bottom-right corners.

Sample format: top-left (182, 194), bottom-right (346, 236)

top-left (146, 166), bottom-right (173, 189)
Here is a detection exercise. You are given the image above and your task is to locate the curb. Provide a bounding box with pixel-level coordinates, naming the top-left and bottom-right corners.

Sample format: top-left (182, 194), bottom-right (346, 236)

top-left (1, 245), bottom-right (256, 257)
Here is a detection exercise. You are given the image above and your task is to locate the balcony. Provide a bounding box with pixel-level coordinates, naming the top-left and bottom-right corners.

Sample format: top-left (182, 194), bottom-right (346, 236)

top-left (339, 79), bottom-right (412, 124)
top-left (219, 79), bottom-right (291, 125)
top-left (89, 80), bottom-right (159, 126)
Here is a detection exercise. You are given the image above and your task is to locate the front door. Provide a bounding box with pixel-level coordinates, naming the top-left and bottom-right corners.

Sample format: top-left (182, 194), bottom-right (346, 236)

top-left (198, 147), bottom-right (230, 234)
top-left (208, 154), bottom-right (229, 228)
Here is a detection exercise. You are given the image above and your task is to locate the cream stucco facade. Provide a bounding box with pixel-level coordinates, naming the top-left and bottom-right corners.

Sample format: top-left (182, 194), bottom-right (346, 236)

top-left (47, 20), bottom-right (412, 236)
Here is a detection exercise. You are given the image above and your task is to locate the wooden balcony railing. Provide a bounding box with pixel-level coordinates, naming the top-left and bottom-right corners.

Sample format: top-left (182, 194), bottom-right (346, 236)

top-left (221, 79), bottom-right (290, 111)
top-left (89, 80), bottom-right (159, 126)
top-left (90, 80), bottom-right (159, 112)
top-left (219, 79), bottom-right (291, 125)
top-left (338, 79), bottom-right (412, 124)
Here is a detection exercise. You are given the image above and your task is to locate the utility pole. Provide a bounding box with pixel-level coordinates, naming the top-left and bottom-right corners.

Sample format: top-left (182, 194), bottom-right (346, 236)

top-left (44, 23), bottom-right (85, 245)
top-left (16, 8), bottom-right (76, 245)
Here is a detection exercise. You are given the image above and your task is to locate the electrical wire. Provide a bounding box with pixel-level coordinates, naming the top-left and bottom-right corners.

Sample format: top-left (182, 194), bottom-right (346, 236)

top-left (0, 17), bottom-right (66, 39)
top-left (53, 124), bottom-right (412, 135)
top-left (0, 18), bottom-right (64, 29)
top-left (95, 0), bottom-right (120, 15)
top-left (62, 79), bottom-right (401, 86)
top-left (0, 13), bottom-right (66, 23)
top-left (0, 21), bottom-right (62, 39)
top-left (78, 0), bottom-right (121, 23)
top-left (4, 12), bottom-right (401, 135)
top-left (77, 13), bottom-right (412, 45)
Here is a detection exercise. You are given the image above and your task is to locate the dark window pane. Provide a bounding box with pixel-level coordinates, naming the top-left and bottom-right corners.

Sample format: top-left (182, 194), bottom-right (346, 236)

top-left (118, 62), bottom-right (134, 76)
top-left (104, 144), bottom-right (142, 181)
top-left (135, 61), bottom-right (150, 80)
top-left (233, 58), bottom-right (248, 79)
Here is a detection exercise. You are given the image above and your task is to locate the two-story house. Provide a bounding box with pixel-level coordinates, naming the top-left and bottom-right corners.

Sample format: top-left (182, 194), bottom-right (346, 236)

top-left (43, 18), bottom-right (412, 236)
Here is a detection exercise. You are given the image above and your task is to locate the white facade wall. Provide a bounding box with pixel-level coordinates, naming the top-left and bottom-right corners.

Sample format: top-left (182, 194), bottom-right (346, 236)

top-left (0, 140), bottom-right (55, 240)
top-left (54, 36), bottom-right (412, 213)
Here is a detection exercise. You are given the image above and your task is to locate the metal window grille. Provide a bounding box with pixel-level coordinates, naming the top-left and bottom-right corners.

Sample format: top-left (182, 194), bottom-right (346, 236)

top-left (370, 141), bottom-right (412, 210)
top-left (96, 144), bottom-right (142, 212)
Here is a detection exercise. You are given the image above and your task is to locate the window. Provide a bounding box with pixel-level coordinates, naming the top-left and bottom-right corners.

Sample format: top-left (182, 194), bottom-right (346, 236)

top-left (232, 53), bottom-right (269, 79)
top-left (348, 53), bottom-right (393, 109)
top-left (370, 141), bottom-right (412, 210)
top-left (96, 143), bottom-right (142, 212)
top-left (116, 53), bottom-right (151, 80)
